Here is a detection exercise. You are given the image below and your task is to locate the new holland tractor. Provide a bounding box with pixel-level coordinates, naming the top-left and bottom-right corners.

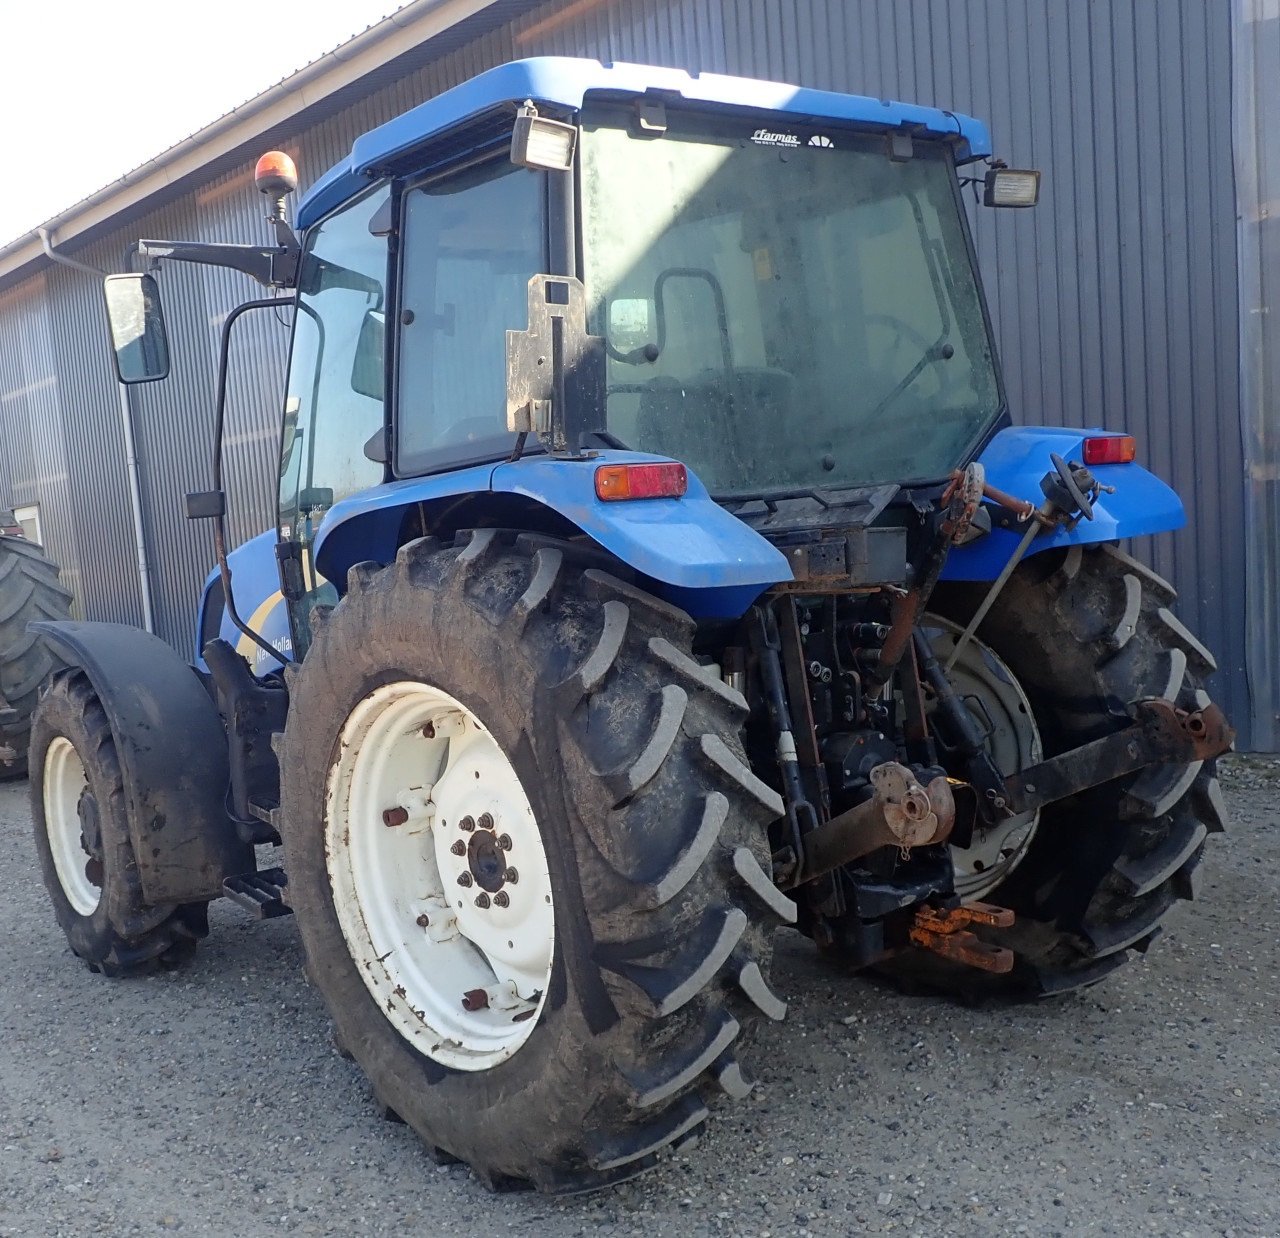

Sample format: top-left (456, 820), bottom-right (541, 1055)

top-left (30, 59), bottom-right (1232, 1192)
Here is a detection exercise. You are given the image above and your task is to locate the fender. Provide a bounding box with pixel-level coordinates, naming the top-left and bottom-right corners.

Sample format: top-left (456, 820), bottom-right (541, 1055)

top-left (312, 451), bottom-right (791, 620)
top-left (942, 426), bottom-right (1186, 581)
top-left (31, 621), bottom-right (252, 904)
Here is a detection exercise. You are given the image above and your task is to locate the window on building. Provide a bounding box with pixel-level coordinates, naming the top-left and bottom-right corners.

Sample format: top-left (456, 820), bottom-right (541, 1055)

top-left (14, 504), bottom-right (41, 545)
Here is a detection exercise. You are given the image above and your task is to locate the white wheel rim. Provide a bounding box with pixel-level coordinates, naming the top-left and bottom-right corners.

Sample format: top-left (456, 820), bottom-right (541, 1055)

top-left (43, 735), bottom-right (100, 916)
top-left (325, 681), bottom-right (555, 1071)
top-left (921, 615), bottom-right (1043, 902)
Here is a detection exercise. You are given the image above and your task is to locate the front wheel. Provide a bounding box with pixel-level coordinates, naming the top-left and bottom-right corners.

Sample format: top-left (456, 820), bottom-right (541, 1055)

top-left (30, 670), bottom-right (208, 974)
top-left (279, 533), bottom-right (795, 1192)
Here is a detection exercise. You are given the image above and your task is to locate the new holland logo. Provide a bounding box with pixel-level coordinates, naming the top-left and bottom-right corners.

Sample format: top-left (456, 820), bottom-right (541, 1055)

top-left (751, 128), bottom-right (800, 147)
top-left (809, 134), bottom-right (835, 148)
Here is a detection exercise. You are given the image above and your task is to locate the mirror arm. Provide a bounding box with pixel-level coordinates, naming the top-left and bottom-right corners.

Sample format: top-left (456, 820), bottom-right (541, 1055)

top-left (137, 238), bottom-right (300, 289)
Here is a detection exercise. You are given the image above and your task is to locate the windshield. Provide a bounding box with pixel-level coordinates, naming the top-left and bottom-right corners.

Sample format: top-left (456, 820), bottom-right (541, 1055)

top-left (580, 108), bottom-right (1002, 495)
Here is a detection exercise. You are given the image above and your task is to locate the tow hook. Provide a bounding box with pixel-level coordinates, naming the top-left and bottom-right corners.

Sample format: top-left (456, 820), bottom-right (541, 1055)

top-left (908, 901), bottom-right (1015, 973)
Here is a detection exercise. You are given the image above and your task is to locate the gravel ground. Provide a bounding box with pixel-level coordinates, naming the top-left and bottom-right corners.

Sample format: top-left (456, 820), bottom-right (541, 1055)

top-left (1, 757), bottom-right (1276, 1237)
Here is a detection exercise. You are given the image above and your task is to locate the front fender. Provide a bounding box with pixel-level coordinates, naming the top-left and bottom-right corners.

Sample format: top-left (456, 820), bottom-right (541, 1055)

top-left (942, 426), bottom-right (1186, 581)
top-left (313, 452), bottom-right (791, 620)
top-left (31, 621), bottom-right (251, 903)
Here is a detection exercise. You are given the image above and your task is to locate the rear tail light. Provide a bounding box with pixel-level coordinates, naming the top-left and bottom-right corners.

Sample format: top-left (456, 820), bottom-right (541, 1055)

top-left (1082, 435), bottom-right (1137, 465)
top-left (595, 462), bottom-right (688, 501)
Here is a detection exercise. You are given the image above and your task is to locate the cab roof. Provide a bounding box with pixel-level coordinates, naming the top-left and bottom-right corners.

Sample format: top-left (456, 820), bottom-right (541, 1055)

top-left (296, 56), bottom-right (991, 229)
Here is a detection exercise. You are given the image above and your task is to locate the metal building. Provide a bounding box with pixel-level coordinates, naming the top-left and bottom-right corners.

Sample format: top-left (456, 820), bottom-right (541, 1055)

top-left (0, 0), bottom-right (1273, 748)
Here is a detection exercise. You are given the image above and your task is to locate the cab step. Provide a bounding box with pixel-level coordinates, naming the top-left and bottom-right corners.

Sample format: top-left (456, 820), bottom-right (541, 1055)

top-left (223, 867), bottom-right (292, 919)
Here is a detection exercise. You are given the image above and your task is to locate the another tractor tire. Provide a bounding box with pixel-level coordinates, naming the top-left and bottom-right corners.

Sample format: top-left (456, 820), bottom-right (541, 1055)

top-left (278, 531), bottom-right (794, 1193)
top-left (0, 535), bottom-right (72, 780)
top-left (29, 669), bottom-right (208, 974)
top-left (901, 542), bottom-right (1226, 998)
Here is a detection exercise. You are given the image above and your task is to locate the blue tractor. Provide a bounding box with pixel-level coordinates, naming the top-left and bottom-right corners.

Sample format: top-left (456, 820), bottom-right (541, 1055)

top-left (31, 59), bottom-right (1232, 1191)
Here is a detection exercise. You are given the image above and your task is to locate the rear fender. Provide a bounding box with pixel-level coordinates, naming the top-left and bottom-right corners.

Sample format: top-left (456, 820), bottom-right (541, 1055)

top-left (31, 621), bottom-right (251, 904)
top-left (942, 426), bottom-right (1186, 581)
top-left (312, 452), bottom-right (791, 620)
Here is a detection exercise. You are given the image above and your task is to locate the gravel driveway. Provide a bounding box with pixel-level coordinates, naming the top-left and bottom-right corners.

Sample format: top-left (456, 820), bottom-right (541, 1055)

top-left (2, 757), bottom-right (1276, 1237)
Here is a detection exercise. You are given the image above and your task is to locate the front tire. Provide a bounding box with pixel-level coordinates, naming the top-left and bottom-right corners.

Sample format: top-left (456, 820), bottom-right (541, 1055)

top-left (30, 670), bottom-right (208, 974)
top-left (279, 533), bottom-right (795, 1192)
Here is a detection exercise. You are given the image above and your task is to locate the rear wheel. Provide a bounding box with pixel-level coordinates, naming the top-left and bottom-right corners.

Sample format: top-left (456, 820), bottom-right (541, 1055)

top-left (279, 532), bottom-right (795, 1192)
top-left (897, 543), bottom-right (1225, 997)
top-left (30, 669), bottom-right (208, 974)
top-left (0, 535), bottom-right (72, 779)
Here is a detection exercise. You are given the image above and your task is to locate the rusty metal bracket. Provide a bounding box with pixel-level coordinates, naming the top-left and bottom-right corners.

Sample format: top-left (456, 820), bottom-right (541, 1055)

top-left (1004, 699), bottom-right (1234, 816)
top-left (909, 901), bottom-right (1015, 973)
top-left (796, 761), bottom-right (956, 887)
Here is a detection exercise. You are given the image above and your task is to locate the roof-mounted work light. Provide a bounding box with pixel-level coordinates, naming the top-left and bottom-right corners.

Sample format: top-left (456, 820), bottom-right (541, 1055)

top-left (511, 101), bottom-right (577, 171)
top-left (984, 167), bottom-right (1041, 208)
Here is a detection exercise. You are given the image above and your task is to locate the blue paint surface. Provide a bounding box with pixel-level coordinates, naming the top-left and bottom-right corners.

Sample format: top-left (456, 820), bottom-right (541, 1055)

top-left (298, 57), bottom-right (991, 228)
top-left (194, 530), bottom-right (292, 671)
top-left (942, 426), bottom-right (1186, 580)
top-left (312, 451), bottom-right (790, 620)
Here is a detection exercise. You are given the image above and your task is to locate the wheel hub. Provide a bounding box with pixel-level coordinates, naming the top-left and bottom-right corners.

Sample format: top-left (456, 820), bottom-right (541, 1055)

top-left (325, 681), bottom-right (555, 1072)
top-left (467, 827), bottom-right (508, 894)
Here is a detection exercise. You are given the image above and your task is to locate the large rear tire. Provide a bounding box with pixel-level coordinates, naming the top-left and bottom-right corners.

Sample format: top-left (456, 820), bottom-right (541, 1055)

top-left (0, 535), bottom-right (72, 779)
top-left (279, 532), bottom-right (795, 1193)
top-left (30, 669), bottom-right (209, 974)
top-left (900, 543), bottom-right (1226, 998)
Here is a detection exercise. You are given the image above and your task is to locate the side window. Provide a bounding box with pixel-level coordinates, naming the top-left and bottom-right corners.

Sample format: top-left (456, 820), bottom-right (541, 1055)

top-left (282, 186), bottom-right (391, 647)
top-left (278, 185), bottom-right (389, 618)
top-left (396, 162), bottom-right (545, 474)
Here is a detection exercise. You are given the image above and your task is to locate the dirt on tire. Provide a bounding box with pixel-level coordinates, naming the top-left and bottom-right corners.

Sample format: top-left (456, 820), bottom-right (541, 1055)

top-left (278, 531), bottom-right (797, 1192)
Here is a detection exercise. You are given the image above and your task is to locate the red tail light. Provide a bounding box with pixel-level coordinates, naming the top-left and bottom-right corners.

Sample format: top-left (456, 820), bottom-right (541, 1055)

top-left (595, 462), bottom-right (688, 501)
top-left (1082, 435), bottom-right (1137, 465)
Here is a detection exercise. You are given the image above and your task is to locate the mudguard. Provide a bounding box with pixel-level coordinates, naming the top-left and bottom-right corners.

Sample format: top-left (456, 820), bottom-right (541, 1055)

top-left (942, 426), bottom-right (1186, 581)
top-left (31, 621), bottom-right (251, 904)
top-left (312, 451), bottom-right (790, 621)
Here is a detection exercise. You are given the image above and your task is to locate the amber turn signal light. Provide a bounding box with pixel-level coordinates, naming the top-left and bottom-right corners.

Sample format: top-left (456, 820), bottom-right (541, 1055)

top-left (1082, 435), bottom-right (1137, 465)
top-left (595, 462), bottom-right (688, 501)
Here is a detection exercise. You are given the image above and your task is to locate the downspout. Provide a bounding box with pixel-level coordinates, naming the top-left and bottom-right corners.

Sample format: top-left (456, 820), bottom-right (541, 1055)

top-left (37, 228), bottom-right (156, 634)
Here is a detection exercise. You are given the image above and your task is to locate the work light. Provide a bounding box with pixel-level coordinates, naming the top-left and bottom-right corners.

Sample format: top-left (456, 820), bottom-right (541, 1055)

top-left (984, 168), bottom-right (1041, 207)
top-left (511, 101), bottom-right (577, 171)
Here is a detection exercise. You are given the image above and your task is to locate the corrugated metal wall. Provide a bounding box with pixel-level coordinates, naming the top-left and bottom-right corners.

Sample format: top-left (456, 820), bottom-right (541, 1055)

top-left (0, 0), bottom-right (1257, 743)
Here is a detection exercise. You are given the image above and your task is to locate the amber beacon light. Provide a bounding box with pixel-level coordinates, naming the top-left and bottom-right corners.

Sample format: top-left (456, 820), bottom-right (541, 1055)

top-left (254, 151), bottom-right (299, 199)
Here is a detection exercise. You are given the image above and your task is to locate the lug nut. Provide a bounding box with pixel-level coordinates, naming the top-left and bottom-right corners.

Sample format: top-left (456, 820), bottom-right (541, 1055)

top-left (477, 812), bottom-right (494, 831)
top-left (457, 872), bottom-right (473, 888)
top-left (497, 834), bottom-right (512, 852)
top-left (421, 721), bottom-right (436, 738)
top-left (459, 815), bottom-right (476, 832)
top-left (382, 807), bottom-right (409, 828)
top-left (503, 867), bottom-right (519, 884)
top-left (449, 840), bottom-right (466, 856)
top-left (493, 891), bottom-right (510, 908)
top-left (415, 913), bottom-right (430, 927)
top-left (474, 893), bottom-right (491, 909)
top-left (461, 988), bottom-right (489, 1011)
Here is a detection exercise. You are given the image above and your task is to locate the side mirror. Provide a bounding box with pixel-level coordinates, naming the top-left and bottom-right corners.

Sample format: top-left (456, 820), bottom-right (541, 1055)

top-left (351, 309), bottom-right (384, 400)
top-left (103, 273), bottom-right (171, 383)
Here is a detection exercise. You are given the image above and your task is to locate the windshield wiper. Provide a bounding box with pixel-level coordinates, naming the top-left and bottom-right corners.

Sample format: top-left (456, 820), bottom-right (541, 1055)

top-left (869, 337), bottom-right (955, 420)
